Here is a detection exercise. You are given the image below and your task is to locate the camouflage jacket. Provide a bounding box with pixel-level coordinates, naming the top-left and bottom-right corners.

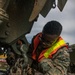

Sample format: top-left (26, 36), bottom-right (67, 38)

top-left (38, 47), bottom-right (70, 75)
top-left (28, 43), bottom-right (70, 75)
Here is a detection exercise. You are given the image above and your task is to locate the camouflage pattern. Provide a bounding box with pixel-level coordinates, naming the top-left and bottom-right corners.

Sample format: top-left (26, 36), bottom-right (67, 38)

top-left (28, 47), bottom-right (70, 75)
top-left (37, 47), bottom-right (70, 75)
top-left (9, 44), bottom-right (28, 75)
top-left (9, 58), bottom-right (27, 75)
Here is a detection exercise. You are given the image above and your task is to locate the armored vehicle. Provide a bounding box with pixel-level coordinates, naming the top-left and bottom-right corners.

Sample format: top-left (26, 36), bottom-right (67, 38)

top-left (0, 0), bottom-right (75, 75)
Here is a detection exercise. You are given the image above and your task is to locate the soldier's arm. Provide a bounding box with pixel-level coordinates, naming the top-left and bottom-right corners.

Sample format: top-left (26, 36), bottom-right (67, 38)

top-left (38, 47), bottom-right (70, 75)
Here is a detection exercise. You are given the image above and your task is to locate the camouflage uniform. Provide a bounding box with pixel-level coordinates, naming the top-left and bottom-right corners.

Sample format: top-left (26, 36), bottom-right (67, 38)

top-left (38, 47), bottom-right (70, 75)
top-left (27, 36), bottom-right (70, 75)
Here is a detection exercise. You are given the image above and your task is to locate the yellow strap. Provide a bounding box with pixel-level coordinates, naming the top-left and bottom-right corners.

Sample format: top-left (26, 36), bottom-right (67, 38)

top-left (44, 39), bottom-right (66, 58)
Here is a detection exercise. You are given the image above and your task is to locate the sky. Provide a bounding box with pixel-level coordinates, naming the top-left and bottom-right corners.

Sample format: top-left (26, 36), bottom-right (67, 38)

top-left (26, 0), bottom-right (75, 45)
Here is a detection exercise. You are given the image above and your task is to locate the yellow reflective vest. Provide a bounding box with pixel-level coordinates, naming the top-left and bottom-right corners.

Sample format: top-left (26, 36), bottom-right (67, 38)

top-left (32, 33), bottom-right (68, 62)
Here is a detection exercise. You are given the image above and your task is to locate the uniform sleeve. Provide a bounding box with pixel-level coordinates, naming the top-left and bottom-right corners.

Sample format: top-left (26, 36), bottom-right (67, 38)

top-left (38, 47), bottom-right (70, 75)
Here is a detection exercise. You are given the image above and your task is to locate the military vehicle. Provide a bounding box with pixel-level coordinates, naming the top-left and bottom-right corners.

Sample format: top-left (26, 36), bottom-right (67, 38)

top-left (0, 0), bottom-right (75, 75)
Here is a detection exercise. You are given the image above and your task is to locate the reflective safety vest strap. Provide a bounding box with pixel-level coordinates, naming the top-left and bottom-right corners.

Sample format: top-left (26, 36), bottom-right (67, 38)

top-left (32, 33), bottom-right (42, 60)
top-left (44, 38), bottom-right (67, 58)
top-left (33, 33), bottom-right (42, 50)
